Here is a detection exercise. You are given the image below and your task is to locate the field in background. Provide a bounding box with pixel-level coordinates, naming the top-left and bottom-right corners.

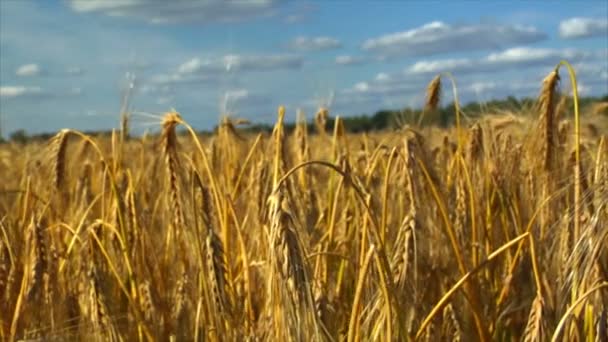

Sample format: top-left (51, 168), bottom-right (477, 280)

top-left (0, 68), bottom-right (607, 341)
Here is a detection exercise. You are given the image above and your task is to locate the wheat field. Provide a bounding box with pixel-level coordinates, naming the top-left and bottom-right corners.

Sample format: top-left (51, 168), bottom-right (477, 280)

top-left (0, 65), bottom-right (607, 341)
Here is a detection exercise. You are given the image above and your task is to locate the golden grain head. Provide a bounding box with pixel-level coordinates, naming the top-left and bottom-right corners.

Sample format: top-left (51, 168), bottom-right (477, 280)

top-left (162, 110), bottom-right (182, 129)
top-left (425, 75), bottom-right (442, 112)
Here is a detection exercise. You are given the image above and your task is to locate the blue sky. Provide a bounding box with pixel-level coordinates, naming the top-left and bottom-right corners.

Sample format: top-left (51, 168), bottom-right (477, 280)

top-left (1, 0), bottom-right (607, 136)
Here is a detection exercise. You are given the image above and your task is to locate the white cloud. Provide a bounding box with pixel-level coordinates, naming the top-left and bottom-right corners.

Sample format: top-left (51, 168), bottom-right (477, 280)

top-left (559, 17), bottom-right (608, 39)
top-left (0, 85), bottom-right (83, 99)
top-left (154, 54), bottom-right (303, 85)
top-left (572, 63), bottom-right (608, 82)
top-left (284, 14), bottom-right (304, 24)
top-left (67, 0), bottom-right (283, 24)
top-left (289, 36), bottom-right (341, 51)
top-left (177, 58), bottom-right (205, 74)
top-left (469, 81), bottom-right (497, 94)
top-left (459, 79), bottom-right (541, 100)
top-left (375, 73), bottom-right (391, 82)
top-left (342, 79), bottom-right (421, 97)
top-left (222, 54), bottom-right (302, 71)
top-left (281, 2), bottom-right (316, 24)
top-left (335, 55), bottom-right (368, 66)
top-left (405, 47), bottom-right (592, 76)
top-left (574, 82), bottom-right (592, 96)
top-left (361, 21), bottom-right (546, 58)
top-left (408, 58), bottom-right (473, 74)
top-left (485, 47), bottom-right (585, 64)
top-left (138, 84), bottom-right (157, 94)
top-left (69, 87), bottom-right (83, 95)
top-left (156, 96), bottom-right (174, 105)
top-left (66, 66), bottom-right (84, 75)
top-left (150, 72), bottom-right (218, 85)
top-left (223, 89), bottom-right (249, 101)
top-left (0, 86), bottom-right (43, 98)
top-left (181, 54), bottom-right (301, 74)
top-left (333, 79), bottom-right (427, 115)
top-left (219, 88), bottom-right (272, 115)
top-left (353, 82), bottom-right (369, 92)
top-left (15, 64), bottom-right (41, 77)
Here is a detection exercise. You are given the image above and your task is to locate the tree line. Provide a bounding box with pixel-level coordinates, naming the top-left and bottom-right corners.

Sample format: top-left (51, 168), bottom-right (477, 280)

top-left (3, 94), bottom-right (607, 144)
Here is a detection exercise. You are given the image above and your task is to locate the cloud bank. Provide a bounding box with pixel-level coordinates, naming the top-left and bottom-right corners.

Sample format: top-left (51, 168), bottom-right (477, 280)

top-left (67, 0), bottom-right (284, 24)
top-left (16, 64), bottom-right (41, 77)
top-left (362, 21), bottom-right (547, 58)
top-left (559, 17), bottom-right (608, 39)
top-left (0, 86), bottom-right (43, 98)
top-left (289, 36), bottom-right (342, 52)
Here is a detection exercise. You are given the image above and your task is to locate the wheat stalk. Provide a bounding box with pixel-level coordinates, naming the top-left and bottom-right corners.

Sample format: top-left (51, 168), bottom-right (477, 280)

top-left (161, 111), bottom-right (185, 255)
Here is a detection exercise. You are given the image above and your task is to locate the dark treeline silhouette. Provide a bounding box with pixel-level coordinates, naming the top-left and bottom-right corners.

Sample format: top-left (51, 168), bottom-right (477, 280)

top-left (3, 94), bottom-right (607, 144)
top-left (233, 94), bottom-right (607, 134)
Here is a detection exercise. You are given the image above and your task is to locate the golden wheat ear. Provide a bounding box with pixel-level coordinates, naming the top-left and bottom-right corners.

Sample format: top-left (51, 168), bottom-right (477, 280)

top-left (160, 110), bottom-right (186, 265)
top-left (49, 129), bottom-right (70, 191)
top-left (425, 75), bottom-right (442, 113)
top-left (418, 75), bottom-right (441, 126)
top-left (523, 294), bottom-right (545, 342)
top-left (538, 69), bottom-right (560, 171)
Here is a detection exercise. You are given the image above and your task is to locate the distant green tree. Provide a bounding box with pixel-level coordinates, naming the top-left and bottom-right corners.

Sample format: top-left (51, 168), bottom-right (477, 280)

top-left (10, 129), bottom-right (28, 144)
